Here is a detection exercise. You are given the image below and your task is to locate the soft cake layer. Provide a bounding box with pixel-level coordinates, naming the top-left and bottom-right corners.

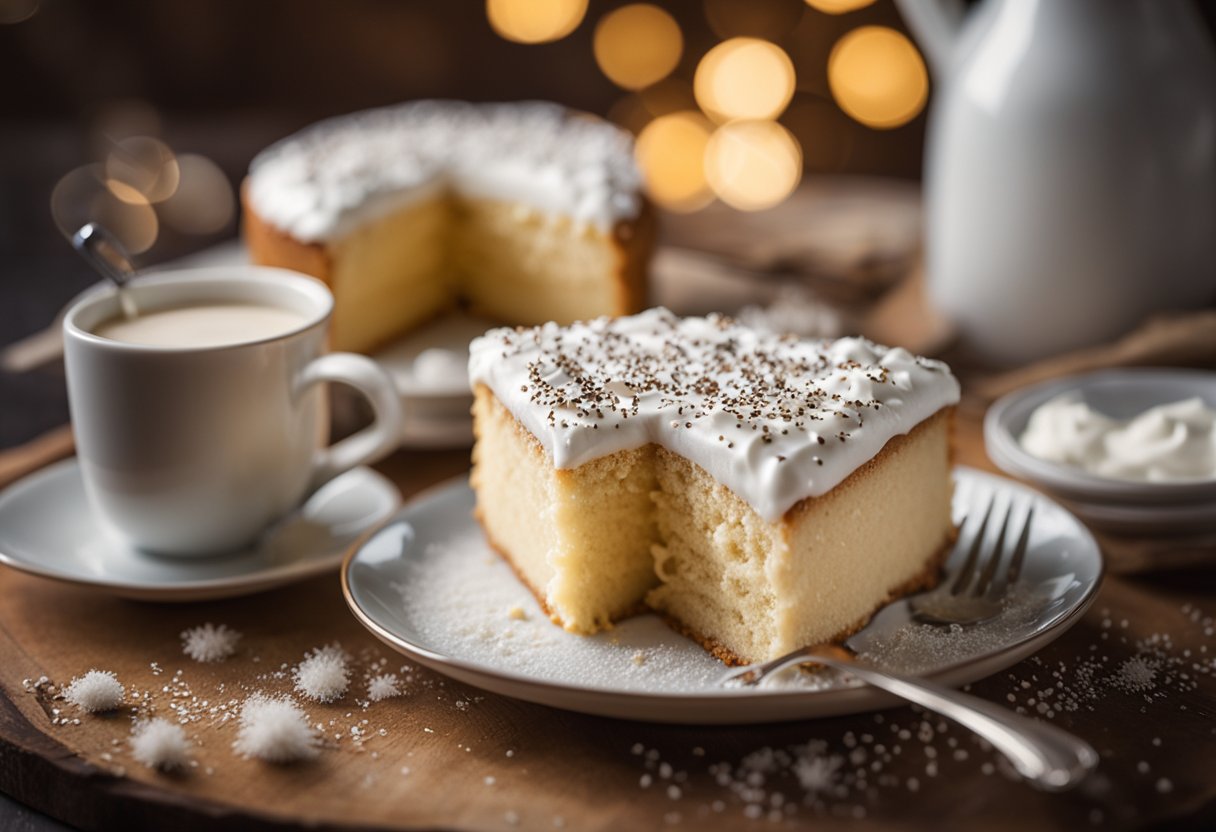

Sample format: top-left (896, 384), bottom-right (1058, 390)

top-left (647, 412), bottom-right (953, 662)
top-left (472, 388), bottom-right (658, 633)
top-left (471, 385), bottom-right (954, 663)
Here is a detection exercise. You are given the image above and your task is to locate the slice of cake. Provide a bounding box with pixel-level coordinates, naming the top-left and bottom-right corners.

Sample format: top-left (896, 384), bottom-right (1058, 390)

top-left (468, 308), bottom-right (960, 664)
top-left (243, 101), bottom-right (654, 353)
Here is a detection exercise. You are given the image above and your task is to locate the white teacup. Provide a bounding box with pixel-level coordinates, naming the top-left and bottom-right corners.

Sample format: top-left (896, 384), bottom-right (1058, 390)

top-left (63, 266), bottom-right (404, 556)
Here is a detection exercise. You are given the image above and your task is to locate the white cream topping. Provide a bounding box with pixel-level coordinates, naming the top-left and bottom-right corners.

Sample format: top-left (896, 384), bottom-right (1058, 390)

top-left (247, 100), bottom-right (642, 242)
top-left (469, 308), bottom-right (960, 522)
top-left (1020, 393), bottom-right (1216, 482)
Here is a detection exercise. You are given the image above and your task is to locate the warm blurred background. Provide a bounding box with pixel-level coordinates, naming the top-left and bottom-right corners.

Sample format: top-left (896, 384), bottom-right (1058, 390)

top-left (3, 0), bottom-right (1216, 447)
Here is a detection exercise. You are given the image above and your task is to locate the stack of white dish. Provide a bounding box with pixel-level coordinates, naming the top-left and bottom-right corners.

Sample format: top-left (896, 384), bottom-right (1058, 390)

top-left (985, 369), bottom-right (1216, 535)
top-left (372, 312), bottom-right (489, 448)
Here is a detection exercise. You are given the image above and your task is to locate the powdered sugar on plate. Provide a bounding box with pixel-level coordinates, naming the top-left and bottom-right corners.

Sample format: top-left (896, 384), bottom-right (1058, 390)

top-left (390, 527), bottom-right (738, 694)
top-left (385, 519), bottom-right (1066, 697)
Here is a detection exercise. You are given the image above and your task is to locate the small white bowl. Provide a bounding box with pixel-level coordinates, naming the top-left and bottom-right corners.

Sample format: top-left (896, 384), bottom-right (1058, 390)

top-left (984, 368), bottom-right (1216, 507)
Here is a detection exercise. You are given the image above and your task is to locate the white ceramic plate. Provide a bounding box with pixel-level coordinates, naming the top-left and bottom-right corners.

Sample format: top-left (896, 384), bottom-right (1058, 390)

top-left (0, 459), bottom-right (400, 601)
top-left (985, 368), bottom-right (1216, 506)
top-left (342, 467), bottom-right (1102, 724)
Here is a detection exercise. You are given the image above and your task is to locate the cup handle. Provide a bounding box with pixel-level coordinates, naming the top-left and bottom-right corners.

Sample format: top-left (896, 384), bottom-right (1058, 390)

top-left (296, 352), bottom-right (403, 490)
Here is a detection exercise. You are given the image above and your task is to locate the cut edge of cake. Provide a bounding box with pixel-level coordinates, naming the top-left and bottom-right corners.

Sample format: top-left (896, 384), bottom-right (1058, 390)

top-left (471, 382), bottom-right (958, 664)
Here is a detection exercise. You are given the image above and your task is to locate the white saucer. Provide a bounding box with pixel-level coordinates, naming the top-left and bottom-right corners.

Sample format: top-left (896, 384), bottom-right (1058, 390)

top-left (342, 467), bottom-right (1102, 724)
top-left (0, 459), bottom-right (400, 601)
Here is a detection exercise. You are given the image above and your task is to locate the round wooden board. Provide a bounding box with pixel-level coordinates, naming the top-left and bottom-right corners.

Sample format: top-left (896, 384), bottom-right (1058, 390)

top-left (1, 419), bottom-right (1214, 831)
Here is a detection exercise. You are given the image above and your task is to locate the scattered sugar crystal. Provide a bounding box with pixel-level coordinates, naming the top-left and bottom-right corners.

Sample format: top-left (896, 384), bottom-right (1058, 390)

top-left (181, 623), bottom-right (242, 663)
top-left (367, 674), bottom-right (402, 702)
top-left (1113, 656), bottom-right (1158, 693)
top-left (130, 718), bottom-right (192, 771)
top-left (64, 670), bottom-right (124, 712)
top-left (294, 643), bottom-right (350, 703)
top-left (232, 694), bottom-right (319, 762)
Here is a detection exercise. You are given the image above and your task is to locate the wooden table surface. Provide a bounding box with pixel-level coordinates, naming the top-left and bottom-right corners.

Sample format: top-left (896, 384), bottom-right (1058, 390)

top-left (0, 404), bottom-right (1213, 832)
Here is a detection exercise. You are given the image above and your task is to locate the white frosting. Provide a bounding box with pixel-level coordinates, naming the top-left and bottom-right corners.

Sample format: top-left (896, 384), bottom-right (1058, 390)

top-left (247, 100), bottom-right (642, 241)
top-left (469, 308), bottom-right (960, 522)
top-left (1020, 393), bottom-right (1216, 482)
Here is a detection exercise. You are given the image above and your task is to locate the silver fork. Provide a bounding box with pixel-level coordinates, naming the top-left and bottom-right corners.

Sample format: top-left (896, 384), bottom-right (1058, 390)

top-left (719, 495), bottom-right (1098, 792)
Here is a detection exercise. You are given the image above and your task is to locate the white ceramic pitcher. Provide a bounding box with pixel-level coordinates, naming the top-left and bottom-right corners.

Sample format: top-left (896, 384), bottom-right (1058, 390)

top-left (895, 0), bottom-right (1216, 365)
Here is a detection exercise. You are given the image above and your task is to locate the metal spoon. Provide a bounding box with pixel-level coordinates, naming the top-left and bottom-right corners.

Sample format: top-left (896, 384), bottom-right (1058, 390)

top-left (71, 223), bottom-right (139, 318)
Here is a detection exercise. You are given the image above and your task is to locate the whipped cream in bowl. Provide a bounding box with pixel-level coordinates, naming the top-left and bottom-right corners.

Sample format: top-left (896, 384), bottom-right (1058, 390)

top-left (984, 369), bottom-right (1216, 509)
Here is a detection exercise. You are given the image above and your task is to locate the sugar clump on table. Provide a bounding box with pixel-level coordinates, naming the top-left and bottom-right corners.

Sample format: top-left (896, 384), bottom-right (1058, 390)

top-left (232, 694), bottom-right (320, 763)
top-left (63, 669), bottom-right (124, 712)
top-left (181, 622), bottom-right (242, 663)
top-left (367, 673), bottom-right (403, 702)
top-left (130, 717), bottom-right (193, 771)
top-left (294, 643), bottom-right (351, 703)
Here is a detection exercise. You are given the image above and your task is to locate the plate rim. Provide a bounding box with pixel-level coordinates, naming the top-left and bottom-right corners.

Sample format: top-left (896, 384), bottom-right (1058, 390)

top-left (0, 458), bottom-right (401, 600)
top-left (340, 466), bottom-right (1105, 719)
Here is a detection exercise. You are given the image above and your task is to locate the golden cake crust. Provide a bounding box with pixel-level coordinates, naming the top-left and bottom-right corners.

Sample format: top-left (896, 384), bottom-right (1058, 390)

top-left (241, 182), bottom-right (331, 281)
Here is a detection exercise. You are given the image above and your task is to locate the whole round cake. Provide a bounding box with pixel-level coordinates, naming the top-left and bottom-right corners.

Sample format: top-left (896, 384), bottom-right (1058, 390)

top-left (243, 101), bottom-right (655, 353)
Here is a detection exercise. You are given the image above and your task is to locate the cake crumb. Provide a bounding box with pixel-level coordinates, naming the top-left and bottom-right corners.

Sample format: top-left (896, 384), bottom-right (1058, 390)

top-left (130, 718), bottom-right (192, 771)
top-left (232, 694), bottom-right (319, 763)
top-left (294, 643), bottom-right (350, 703)
top-left (63, 670), bottom-right (124, 712)
top-left (507, 606), bottom-right (528, 621)
top-left (181, 623), bottom-right (242, 663)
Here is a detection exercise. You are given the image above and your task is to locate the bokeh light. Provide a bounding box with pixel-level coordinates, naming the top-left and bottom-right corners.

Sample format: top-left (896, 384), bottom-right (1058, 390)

top-left (635, 111), bottom-right (714, 213)
top-left (486, 0), bottom-right (587, 44)
top-left (105, 136), bottom-right (180, 204)
top-left (594, 4), bottom-right (682, 91)
top-left (0, 0), bottom-right (37, 24)
top-left (51, 164), bottom-right (159, 254)
top-left (705, 120), bottom-right (802, 211)
top-left (828, 26), bottom-right (928, 129)
top-left (805, 0), bottom-right (876, 13)
top-left (695, 37), bottom-right (796, 123)
top-left (157, 154), bottom-right (236, 235)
